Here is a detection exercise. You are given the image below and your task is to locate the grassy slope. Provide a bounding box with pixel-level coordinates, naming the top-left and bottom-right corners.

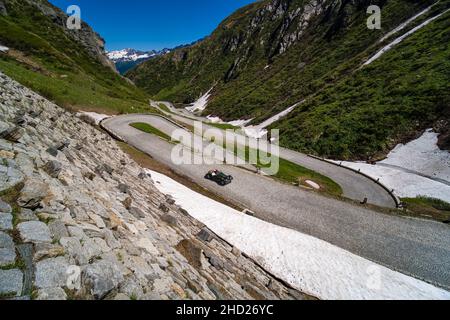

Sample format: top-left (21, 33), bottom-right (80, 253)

top-left (127, 0), bottom-right (449, 160)
top-left (402, 197), bottom-right (450, 222)
top-left (274, 5), bottom-right (450, 160)
top-left (130, 122), bottom-right (174, 141)
top-left (0, 0), bottom-right (151, 114)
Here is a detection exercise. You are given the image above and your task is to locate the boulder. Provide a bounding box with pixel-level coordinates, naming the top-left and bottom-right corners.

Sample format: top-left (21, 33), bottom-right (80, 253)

top-left (36, 287), bottom-right (67, 300)
top-left (118, 183), bottom-right (129, 194)
top-left (34, 257), bottom-right (70, 289)
top-left (0, 212), bottom-right (13, 231)
top-left (17, 208), bottom-right (38, 222)
top-left (43, 160), bottom-right (62, 178)
top-left (17, 179), bottom-right (49, 209)
top-left (81, 169), bottom-right (96, 180)
top-left (0, 269), bottom-right (23, 297)
top-left (0, 231), bottom-right (14, 248)
top-left (82, 260), bottom-right (124, 299)
top-left (0, 231), bottom-right (16, 267)
top-left (46, 147), bottom-right (58, 157)
top-left (95, 164), bottom-right (114, 175)
top-left (175, 239), bottom-right (205, 269)
top-left (161, 214), bottom-right (178, 227)
top-left (197, 228), bottom-right (214, 243)
top-left (159, 203), bottom-right (169, 213)
top-left (17, 221), bottom-right (52, 243)
top-left (0, 247), bottom-right (16, 267)
top-left (0, 127), bottom-right (24, 142)
top-left (129, 206), bottom-right (145, 219)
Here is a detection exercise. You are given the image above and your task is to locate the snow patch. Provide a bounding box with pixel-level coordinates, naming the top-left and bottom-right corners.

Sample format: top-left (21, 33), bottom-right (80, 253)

top-left (243, 101), bottom-right (304, 139)
top-left (227, 118), bottom-right (253, 127)
top-left (334, 129), bottom-right (450, 202)
top-left (206, 115), bottom-right (222, 123)
top-left (336, 162), bottom-right (450, 203)
top-left (381, 129), bottom-right (450, 182)
top-left (364, 9), bottom-right (450, 66)
top-left (185, 88), bottom-right (213, 113)
top-left (206, 116), bottom-right (254, 128)
top-left (148, 169), bottom-right (450, 300)
top-left (379, 2), bottom-right (439, 43)
top-left (107, 48), bottom-right (161, 62)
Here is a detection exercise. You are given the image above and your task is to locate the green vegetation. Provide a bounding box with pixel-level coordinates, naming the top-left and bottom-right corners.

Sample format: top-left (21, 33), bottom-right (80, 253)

top-left (128, 0), bottom-right (449, 160)
top-left (403, 197), bottom-right (450, 212)
top-left (275, 158), bottom-right (342, 196)
top-left (130, 122), bottom-right (174, 142)
top-left (158, 103), bottom-right (171, 113)
top-left (207, 122), bottom-right (239, 130)
top-left (402, 197), bottom-right (450, 222)
top-left (0, 0), bottom-right (151, 114)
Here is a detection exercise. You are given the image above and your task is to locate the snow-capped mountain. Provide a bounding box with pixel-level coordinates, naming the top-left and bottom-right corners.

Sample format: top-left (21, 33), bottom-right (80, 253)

top-left (107, 48), bottom-right (170, 74)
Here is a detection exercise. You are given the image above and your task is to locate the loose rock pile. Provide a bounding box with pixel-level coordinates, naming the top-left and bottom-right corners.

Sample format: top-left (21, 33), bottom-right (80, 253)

top-left (0, 72), bottom-right (311, 300)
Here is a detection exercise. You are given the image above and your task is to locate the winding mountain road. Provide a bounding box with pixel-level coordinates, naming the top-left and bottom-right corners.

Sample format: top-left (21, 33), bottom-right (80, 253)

top-left (102, 114), bottom-right (450, 290)
top-left (153, 102), bottom-right (397, 208)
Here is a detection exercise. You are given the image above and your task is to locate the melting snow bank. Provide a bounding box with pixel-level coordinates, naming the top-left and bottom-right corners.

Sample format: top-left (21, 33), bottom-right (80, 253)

top-left (76, 111), bottom-right (111, 126)
top-left (0, 45), bottom-right (9, 53)
top-left (186, 88), bottom-right (213, 113)
top-left (379, 2), bottom-right (440, 43)
top-left (243, 101), bottom-right (304, 139)
top-left (333, 130), bottom-right (450, 202)
top-left (206, 116), bottom-right (253, 128)
top-left (335, 162), bottom-right (450, 203)
top-left (364, 8), bottom-right (450, 66)
top-left (148, 169), bottom-right (450, 300)
top-left (381, 129), bottom-right (450, 182)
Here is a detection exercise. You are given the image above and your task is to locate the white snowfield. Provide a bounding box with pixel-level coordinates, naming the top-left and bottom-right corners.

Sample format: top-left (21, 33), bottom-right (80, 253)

top-left (0, 45), bottom-right (9, 53)
top-left (338, 162), bottom-right (450, 203)
top-left (186, 88), bottom-right (213, 113)
top-left (107, 49), bottom-right (153, 61)
top-left (335, 129), bottom-right (450, 202)
top-left (379, 2), bottom-right (439, 43)
top-left (148, 169), bottom-right (450, 300)
top-left (381, 129), bottom-right (450, 182)
top-left (76, 111), bottom-right (110, 126)
top-left (364, 8), bottom-right (450, 66)
top-left (243, 101), bottom-right (304, 139)
top-left (227, 118), bottom-right (253, 127)
top-left (206, 115), bottom-right (254, 128)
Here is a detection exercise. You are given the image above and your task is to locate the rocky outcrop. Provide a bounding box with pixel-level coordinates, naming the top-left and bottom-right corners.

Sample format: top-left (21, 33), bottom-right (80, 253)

top-left (11, 0), bottom-right (116, 71)
top-left (0, 1), bottom-right (6, 16)
top-left (0, 72), bottom-right (311, 300)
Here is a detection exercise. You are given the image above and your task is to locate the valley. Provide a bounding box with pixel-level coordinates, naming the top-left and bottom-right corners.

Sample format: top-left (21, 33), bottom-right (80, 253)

top-left (0, 0), bottom-right (449, 302)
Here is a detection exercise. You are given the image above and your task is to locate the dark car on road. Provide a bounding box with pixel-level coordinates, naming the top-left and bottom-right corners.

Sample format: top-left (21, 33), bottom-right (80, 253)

top-left (205, 170), bottom-right (233, 186)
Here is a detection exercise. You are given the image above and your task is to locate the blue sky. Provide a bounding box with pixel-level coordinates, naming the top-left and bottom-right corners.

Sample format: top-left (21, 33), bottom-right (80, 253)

top-left (49, 0), bottom-right (256, 51)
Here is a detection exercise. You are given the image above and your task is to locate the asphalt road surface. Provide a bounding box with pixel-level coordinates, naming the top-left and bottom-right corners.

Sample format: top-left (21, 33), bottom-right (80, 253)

top-left (152, 102), bottom-right (397, 208)
top-left (103, 114), bottom-right (450, 290)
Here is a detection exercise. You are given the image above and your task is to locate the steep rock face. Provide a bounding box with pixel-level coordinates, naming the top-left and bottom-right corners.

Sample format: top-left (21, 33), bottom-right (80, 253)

top-left (128, 0), bottom-right (449, 160)
top-left (0, 0), bottom-right (7, 16)
top-left (0, 72), bottom-right (310, 300)
top-left (17, 0), bottom-right (115, 70)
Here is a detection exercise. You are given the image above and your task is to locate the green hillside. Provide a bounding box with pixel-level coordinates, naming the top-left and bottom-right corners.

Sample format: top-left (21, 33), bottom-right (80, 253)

top-left (127, 0), bottom-right (449, 160)
top-left (0, 0), bottom-right (151, 114)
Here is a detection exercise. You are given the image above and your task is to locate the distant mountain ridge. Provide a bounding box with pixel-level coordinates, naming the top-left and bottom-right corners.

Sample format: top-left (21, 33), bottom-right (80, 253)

top-left (107, 48), bottom-right (170, 74)
top-left (109, 39), bottom-right (205, 74)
